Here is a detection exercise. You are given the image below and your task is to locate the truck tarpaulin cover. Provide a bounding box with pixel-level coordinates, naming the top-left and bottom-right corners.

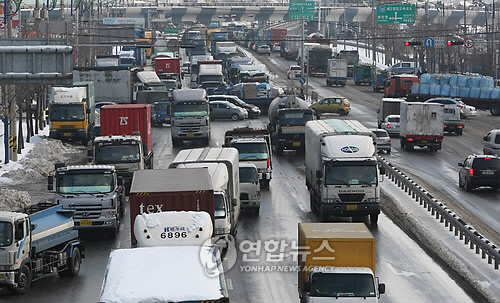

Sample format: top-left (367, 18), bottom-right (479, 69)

top-left (51, 87), bottom-right (87, 103)
top-left (99, 246), bottom-right (227, 303)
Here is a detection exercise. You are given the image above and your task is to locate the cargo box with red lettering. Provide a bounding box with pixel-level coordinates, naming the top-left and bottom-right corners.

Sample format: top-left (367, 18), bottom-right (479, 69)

top-left (100, 104), bottom-right (152, 154)
top-left (154, 57), bottom-right (181, 76)
top-left (129, 168), bottom-right (215, 246)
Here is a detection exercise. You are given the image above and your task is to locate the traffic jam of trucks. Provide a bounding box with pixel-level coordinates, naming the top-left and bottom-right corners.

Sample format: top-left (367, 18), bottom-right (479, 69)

top-left (5, 22), bottom-right (500, 302)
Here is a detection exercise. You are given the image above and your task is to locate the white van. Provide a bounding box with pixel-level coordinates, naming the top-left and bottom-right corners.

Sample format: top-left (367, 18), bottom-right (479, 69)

top-left (483, 129), bottom-right (500, 156)
top-left (239, 163), bottom-right (261, 215)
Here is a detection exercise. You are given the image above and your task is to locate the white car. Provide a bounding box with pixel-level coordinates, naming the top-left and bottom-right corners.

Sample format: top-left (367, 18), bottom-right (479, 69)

top-left (272, 43), bottom-right (281, 52)
top-left (458, 100), bottom-right (477, 118)
top-left (287, 65), bottom-right (301, 79)
top-left (381, 114), bottom-right (400, 136)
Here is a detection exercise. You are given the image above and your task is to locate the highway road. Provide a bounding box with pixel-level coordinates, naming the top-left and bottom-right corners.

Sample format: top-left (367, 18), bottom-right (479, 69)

top-left (0, 49), bottom-right (494, 302)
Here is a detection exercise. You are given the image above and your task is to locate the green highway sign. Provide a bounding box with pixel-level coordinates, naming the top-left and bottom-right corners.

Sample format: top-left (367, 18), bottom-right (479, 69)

top-left (377, 4), bottom-right (416, 24)
top-left (289, 0), bottom-right (315, 21)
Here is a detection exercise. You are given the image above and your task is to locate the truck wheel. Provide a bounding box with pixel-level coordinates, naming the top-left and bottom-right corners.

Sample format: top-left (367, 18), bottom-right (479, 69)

top-left (490, 103), bottom-right (500, 116)
top-left (400, 140), bottom-right (405, 149)
top-left (110, 218), bottom-right (120, 238)
top-left (172, 139), bottom-right (179, 147)
top-left (9, 265), bottom-right (31, 294)
top-left (370, 214), bottom-right (379, 226)
top-left (387, 149), bottom-right (391, 154)
top-left (59, 247), bottom-right (82, 277)
top-left (406, 143), bottom-right (414, 151)
top-left (254, 207), bottom-right (260, 216)
top-left (309, 191), bottom-right (317, 214)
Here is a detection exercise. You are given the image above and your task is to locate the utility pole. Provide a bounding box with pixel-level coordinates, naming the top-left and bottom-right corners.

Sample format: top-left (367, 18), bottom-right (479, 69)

top-left (300, 18), bottom-right (305, 98)
top-left (6, 0), bottom-right (17, 161)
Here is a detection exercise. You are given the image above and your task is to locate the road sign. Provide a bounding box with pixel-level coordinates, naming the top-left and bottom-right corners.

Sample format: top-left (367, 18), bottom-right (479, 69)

top-left (299, 77), bottom-right (306, 85)
top-left (289, 1), bottom-right (315, 21)
top-left (433, 37), bottom-right (445, 48)
top-left (464, 38), bottom-right (474, 48)
top-left (423, 37), bottom-right (434, 48)
top-left (376, 4), bottom-right (416, 24)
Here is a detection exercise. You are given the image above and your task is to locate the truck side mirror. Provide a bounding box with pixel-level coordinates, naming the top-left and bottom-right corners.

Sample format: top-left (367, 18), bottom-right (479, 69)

top-left (458, 162), bottom-right (463, 167)
top-left (379, 166), bottom-right (385, 175)
top-left (47, 176), bottom-right (54, 191)
top-left (378, 283), bottom-right (386, 295)
top-left (316, 170), bottom-right (322, 178)
top-left (117, 177), bottom-right (123, 186)
top-left (232, 198), bottom-right (237, 207)
top-left (483, 136), bottom-right (488, 141)
top-left (304, 281), bottom-right (311, 292)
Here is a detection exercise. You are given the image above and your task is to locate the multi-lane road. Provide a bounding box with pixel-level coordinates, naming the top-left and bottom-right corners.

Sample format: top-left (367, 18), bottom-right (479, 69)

top-left (0, 48), bottom-right (498, 302)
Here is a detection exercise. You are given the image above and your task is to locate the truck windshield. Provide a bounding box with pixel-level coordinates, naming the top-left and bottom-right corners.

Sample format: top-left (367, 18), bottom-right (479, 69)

top-left (279, 112), bottom-right (314, 126)
top-left (310, 273), bottom-right (376, 297)
top-left (325, 163), bottom-right (377, 185)
top-left (153, 103), bottom-right (171, 112)
top-left (199, 75), bottom-right (223, 83)
top-left (49, 104), bottom-right (85, 121)
top-left (57, 173), bottom-right (114, 194)
top-left (232, 142), bottom-right (269, 161)
top-left (172, 103), bottom-right (209, 117)
top-left (214, 194), bottom-right (226, 219)
top-left (0, 222), bottom-right (13, 247)
top-left (95, 144), bottom-right (141, 164)
top-left (239, 167), bottom-right (258, 183)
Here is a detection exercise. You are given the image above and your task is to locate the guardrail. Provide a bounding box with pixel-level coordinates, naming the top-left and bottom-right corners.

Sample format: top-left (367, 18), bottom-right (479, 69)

top-left (378, 156), bottom-right (500, 270)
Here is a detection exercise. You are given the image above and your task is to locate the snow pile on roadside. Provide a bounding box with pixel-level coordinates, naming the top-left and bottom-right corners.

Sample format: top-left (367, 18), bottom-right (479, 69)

top-left (0, 189), bottom-right (31, 211)
top-left (0, 138), bottom-right (83, 185)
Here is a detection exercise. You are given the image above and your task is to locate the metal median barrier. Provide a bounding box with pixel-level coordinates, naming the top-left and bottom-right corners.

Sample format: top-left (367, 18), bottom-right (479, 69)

top-left (378, 156), bottom-right (500, 270)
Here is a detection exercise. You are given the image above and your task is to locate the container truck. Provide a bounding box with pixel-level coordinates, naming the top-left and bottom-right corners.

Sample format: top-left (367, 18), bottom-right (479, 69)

top-left (267, 95), bottom-right (315, 155)
top-left (153, 57), bottom-right (181, 81)
top-left (326, 59), bottom-right (348, 87)
top-left (0, 204), bottom-right (84, 294)
top-left (171, 89), bottom-right (211, 146)
top-left (168, 147), bottom-right (240, 237)
top-left (197, 60), bottom-right (226, 92)
top-left (305, 119), bottom-right (383, 224)
top-left (128, 168), bottom-right (217, 246)
top-left (229, 82), bottom-right (282, 112)
top-left (399, 101), bottom-right (445, 151)
top-left (271, 28), bottom-right (287, 43)
top-left (48, 81), bottom-right (95, 145)
top-left (384, 74), bottom-right (419, 98)
top-left (223, 127), bottom-right (272, 188)
top-left (48, 164), bottom-right (125, 235)
top-left (95, 55), bottom-right (119, 67)
top-left (91, 104), bottom-right (154, 192)
top-left (298, 223), bottom-right (385, 302)
top-left (281, 35), bottom-right (301, 60)
top-left (353, 63), bottom-right (375, 86)
top-left (308, 45), bottom-right (332, 77)
top-left (73, 67), bottom-right (133, 104)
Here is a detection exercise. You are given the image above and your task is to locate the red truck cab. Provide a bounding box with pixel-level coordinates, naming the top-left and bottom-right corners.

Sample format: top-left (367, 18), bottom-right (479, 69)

top-left (384, 75), bottom-right (419, 98)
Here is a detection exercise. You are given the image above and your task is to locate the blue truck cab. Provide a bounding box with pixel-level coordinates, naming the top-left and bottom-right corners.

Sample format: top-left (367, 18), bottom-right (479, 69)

top-left (152, 101), bottom-right (172, 126)
top-left (0, 204), bottom-right (84, 294)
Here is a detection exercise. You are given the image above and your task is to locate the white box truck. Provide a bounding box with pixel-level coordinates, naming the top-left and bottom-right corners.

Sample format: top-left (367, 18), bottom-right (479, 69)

top-left (169, 147), bottom-right (240, 237)
top-left (399, 101), bottom-right (444, 151)
top-left (326, 59), bottom-right (348, 87)
top-left (305, 119), bottom-right (383, 225)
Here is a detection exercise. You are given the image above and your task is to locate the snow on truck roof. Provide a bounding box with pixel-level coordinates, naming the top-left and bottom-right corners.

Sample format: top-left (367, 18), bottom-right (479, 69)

top-left (130, 168), bottom-right (213, 193)
top-left (99, 246), bottom-right (228, 303)
top-left (172, 88), bottom-right (207, 101)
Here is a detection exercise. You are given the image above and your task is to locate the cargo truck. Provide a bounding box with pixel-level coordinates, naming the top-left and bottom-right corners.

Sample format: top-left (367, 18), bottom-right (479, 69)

top-left (49, 81), bottom-right (95, 145)
top-left (224, 127), bottom-right (272, 188)
top-left (133, 71), bottom-right (167, 103)
top-left (128, 168), bottom-right (217, 247)
top-left (326, 59), bottom-right (348, 87)
top-left (267, 95), bottom-right (315, 155)
top-left (48, 164), bottom-right (125, 235)
top-left (281, 35), bottom-right (301, 60)
top-left (239, 163), bottom-right (261, 215)
top-left (399, 101), bottom-right (445, 151)
top-left (197, 60), bottom-right (226, 93)
top-left (384, 74), bottom-right (419, 98)
top-left (298, 223), bottom-right (385, 303)
top-left (377, 98), bottom-right (404, 128)
top-left (171, 89), bottom-right (211, 146)
top-left (0, 203), bottom-right (84, 294)
top-left (372, 70), bottom-right (389, 92)
top-left (91, 104), bottom-right (154, 192)
top-left (169, 147), bottom-right (240, 236)
top-left (297, 43), bottom-right (321, 69)
top-left (73, 67), bottom-right (133, 104)
top-left (308, 45), bottom-right (332, 77)
top-left (153, 57), bottom-right (181, 80)
top-left (337, 50), bottom-right (359, 78)
top-left (305, 119), bottom-right (383, 224)
top-left (353, 63), bottom-right (375, 86)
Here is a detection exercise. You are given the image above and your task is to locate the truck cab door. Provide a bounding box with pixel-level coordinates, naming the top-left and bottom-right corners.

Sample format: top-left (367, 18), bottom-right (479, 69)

top-left (14, 219), bottom-right (29, 261)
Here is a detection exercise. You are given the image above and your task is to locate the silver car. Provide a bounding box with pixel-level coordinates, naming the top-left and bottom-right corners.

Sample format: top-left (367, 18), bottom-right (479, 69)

top-left (209, 100), bottom-right (248, 121)
top-left (382, 114), bottom-right (400, 136)
top-left (483, 129), bottom-right (500, 156)
top-left (370, 128), bottom-right (391, 154)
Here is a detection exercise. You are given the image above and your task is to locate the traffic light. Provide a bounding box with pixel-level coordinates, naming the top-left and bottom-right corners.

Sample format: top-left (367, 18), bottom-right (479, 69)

top-left (404, 41), bottom-right (422, 46)
top-left (447, 40), bottom-right (464, 46)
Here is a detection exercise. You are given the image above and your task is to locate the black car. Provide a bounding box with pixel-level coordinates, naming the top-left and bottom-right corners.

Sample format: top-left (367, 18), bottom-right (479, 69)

top-left (458, 154), bottom-right (500, 191)
top-left (208, 95), bottom-right (261, 118)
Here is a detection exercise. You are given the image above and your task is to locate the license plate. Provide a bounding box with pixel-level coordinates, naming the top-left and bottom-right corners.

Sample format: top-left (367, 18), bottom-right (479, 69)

top-left (346, 205), bottom-right (358, 211)
top-left (482, 171), bottom-right (494, 175)
top-left (63, 133), bottom-right (72, 137)
top-left (421, 140), bottom-right (427, 144)
top-left (293, 141), bottom-right (301, 147)
top-left (187, 132), bottom-right (194, 137)
top-left (165, 118), bottom-right (170, 122)
top-left (80, 219), bottom-right (92, 226)
top-left (0, 274), bottom-right (4, 279)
